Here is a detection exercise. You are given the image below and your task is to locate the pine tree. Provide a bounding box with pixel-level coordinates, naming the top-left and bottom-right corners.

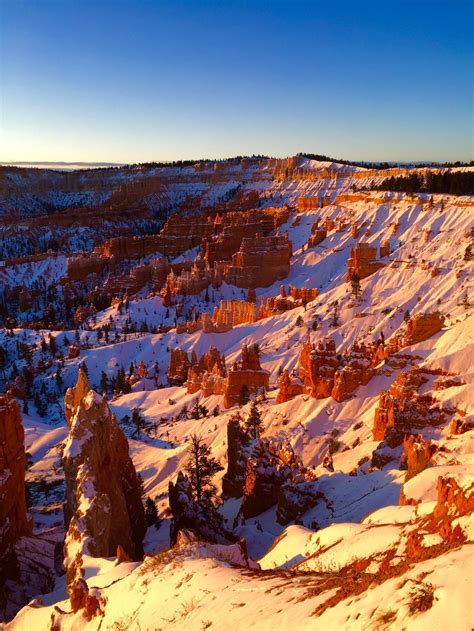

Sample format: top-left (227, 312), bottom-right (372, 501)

top-left (144, 496), bottom-right (158, 526)
top-left (462, 291), bottom-right (470, 310)
top-left (404, 310), bottom-right (411, 323)
top-left (245, 400), bottom-right (263, 438)
top-left (295, 315), bottom-right (304, 327)
top-left (100, 371), bottom-right (108, 395)
top-left (48, 333), bottom-right (57, 356)
top-left (350, 273), bottom-right (361, 298)
top-left (238, 384), bottom-right (250, 406)
top-left (330, 301), bottom-right (340, 328)
top-left (130, 407), bottom-right (150, 439)
top-left (185, 434), bottom-right (223, 503)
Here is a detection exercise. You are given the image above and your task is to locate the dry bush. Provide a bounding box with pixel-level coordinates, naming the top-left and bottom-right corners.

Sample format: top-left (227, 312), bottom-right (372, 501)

top-left (407, 581), bottom-right (435, 615)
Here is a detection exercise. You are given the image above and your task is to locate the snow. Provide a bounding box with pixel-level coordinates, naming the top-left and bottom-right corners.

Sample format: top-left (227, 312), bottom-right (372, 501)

top-left (2, 162), bottom-right (474, 629)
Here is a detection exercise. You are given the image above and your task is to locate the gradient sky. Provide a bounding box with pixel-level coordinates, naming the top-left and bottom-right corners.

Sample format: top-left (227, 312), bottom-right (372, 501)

top-left (1, 0), bottom-right (472, 163)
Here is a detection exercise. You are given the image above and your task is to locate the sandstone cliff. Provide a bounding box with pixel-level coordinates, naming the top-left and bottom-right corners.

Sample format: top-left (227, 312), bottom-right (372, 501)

top-left (62, 370), bottom-right (146, 600)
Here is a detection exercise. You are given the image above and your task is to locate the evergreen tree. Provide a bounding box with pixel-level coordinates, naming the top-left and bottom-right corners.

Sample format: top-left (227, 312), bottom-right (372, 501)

top-left (238, 384), bottom-right (250, 406)
top-left (295, 315), bottom-right (304, 327)
top-left (245, 400), bottom-right (263, 438)
top-left (144, 496), bottom-right (159, 526)
top-left (330, 301), bottom-right (340, 327)
top-left (350, 273), bottom-right (361, 298)
top-left (185, 434), bottom-right (223, 503)
top-left (100, 370), bottom-right (108, 395)
top-left (462, 291), bottom-right (470, 310)
top-left (130, 407), bottom-right (150, 440)
top-left (55, 367), bottom-right (64, 392)
top-left (48, 333), bottom-right (57, 356)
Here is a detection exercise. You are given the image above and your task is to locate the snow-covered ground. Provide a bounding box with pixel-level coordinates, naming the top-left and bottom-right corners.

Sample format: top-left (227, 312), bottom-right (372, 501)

top-left (1, 163), bottom-right (473, 629)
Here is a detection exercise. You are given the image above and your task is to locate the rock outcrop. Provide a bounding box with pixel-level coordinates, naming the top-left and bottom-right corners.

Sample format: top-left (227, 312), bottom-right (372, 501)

top-left (222, 234), bottom-right (292, 289)
top-left (346, 243), bottom-right (384, 281)
top-left (401, 434), bottom-right (438, 481)
top-left (276, 369), bottom-right (304, 403)
top-left (241, 441), bottom-right (301, 518)
top-left (62, 370), bottom-right (146, 601)
top-left (0, 396), bottom-right (30, 591)
top-left (186, 347), bottom-right (227, 396)
top-left (168, 348), bottom-right (198, 385)
top-left (299, 339), bottom-right (341, 399)
top-left (276, 481), bottom-right (320, 525)
top-left (373, 369), bottom-right (452, 446)
top-left (223, 344), bottom-right (270, 408)
top-left (403, 312), bottom-right (444, 346)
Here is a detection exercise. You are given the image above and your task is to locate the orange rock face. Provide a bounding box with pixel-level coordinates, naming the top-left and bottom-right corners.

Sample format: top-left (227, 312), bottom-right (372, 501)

top-left (298, 339), bottom-right (376, 402)
top-left (0, 396), bottom-right (31, 589)
top-left (276, 369), bottom-right (304, 403)
top-left (222, 234), bottom-right (292, 289)
top-left (186, 347), bottom-right (227, 396)
top-left (241, 440), bottom-right (302, 518)
top-left (298, 339), bottom-right (341, 399)
top-left (62, 371), bottom-right (146, 601)
top-left (401, 434), bottom-right (438, 481)
top-left (431, 474), bottom-right (474, 543)
top-left (346, 242), bottom-right (384, 281)
top-left (223, 345), bottom-right (270, 408)
top-left (373, 368), bottom-right (452, 446)
top-left (168, 348), bottom-right (198, 385)
top-left (403, 312), bottom-right (444, 346)
top-left (202, 209), bottom-right (276, 266)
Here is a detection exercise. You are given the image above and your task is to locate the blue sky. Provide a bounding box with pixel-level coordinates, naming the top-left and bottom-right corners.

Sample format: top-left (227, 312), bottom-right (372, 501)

top-left (1, 0), bottom-right (472, 163)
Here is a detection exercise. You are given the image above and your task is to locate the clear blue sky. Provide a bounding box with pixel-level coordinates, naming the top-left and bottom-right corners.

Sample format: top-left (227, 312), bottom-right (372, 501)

top-left (1, 0), bottom-right (472, 163)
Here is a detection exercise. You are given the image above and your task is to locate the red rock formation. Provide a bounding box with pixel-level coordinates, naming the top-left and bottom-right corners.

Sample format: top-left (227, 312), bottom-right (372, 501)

top-left (331, 342), bottom-right (375, 402)
top-left (277, 480), bottom-right (320, 525)
top-left (165, 259), bottom-right (212, 296)
top-left (431, 474), bottom-right (474, 543)
top-left (346, 243), bottom-right (384, 281)
top-left (67, 254), bottom-right (109, 281)
top-left (68, 345), bottom-right (80, 359)
top-left (0, 396), bottom-right (31, 589)
top-left (373, 369), bottom-right (452, 446)
top-left (223, 233), bottom-right (292, 289)
top-left (403, 312), bottom-right (444, 346)
top-left (223, 344), bottom-right (270, 408)
top-left (401, 434), bottom-right (438, 481)
top-left (241, 440), bottom-right (301, 518)
top-left (298, 339), bottom-right (341, 399)
top-left (379, 240), bottom-right (390, 258)
top-left (297, 196), bottom-right (321, 211)
top-left (450, 417), bottom-right (474, 435)
top-left (62, 370), bottom-right (146, 602)
top-left (276, 369), bottom-right (304, 403)
top-left (202, 209), bottom-right (275, 266)
top-left (168, 348), bottom-right (198, 385)
top-left (308, 226), bottom-right (327, 248)
top-left (187, 347), bottom-right (227, 396)
top-left (202, 299), bottom-right (258, 333)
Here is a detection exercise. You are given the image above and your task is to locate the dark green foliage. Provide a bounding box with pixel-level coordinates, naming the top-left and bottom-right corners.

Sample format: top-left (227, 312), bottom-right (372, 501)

top-left (185, 434), bottom-right (224, 503)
